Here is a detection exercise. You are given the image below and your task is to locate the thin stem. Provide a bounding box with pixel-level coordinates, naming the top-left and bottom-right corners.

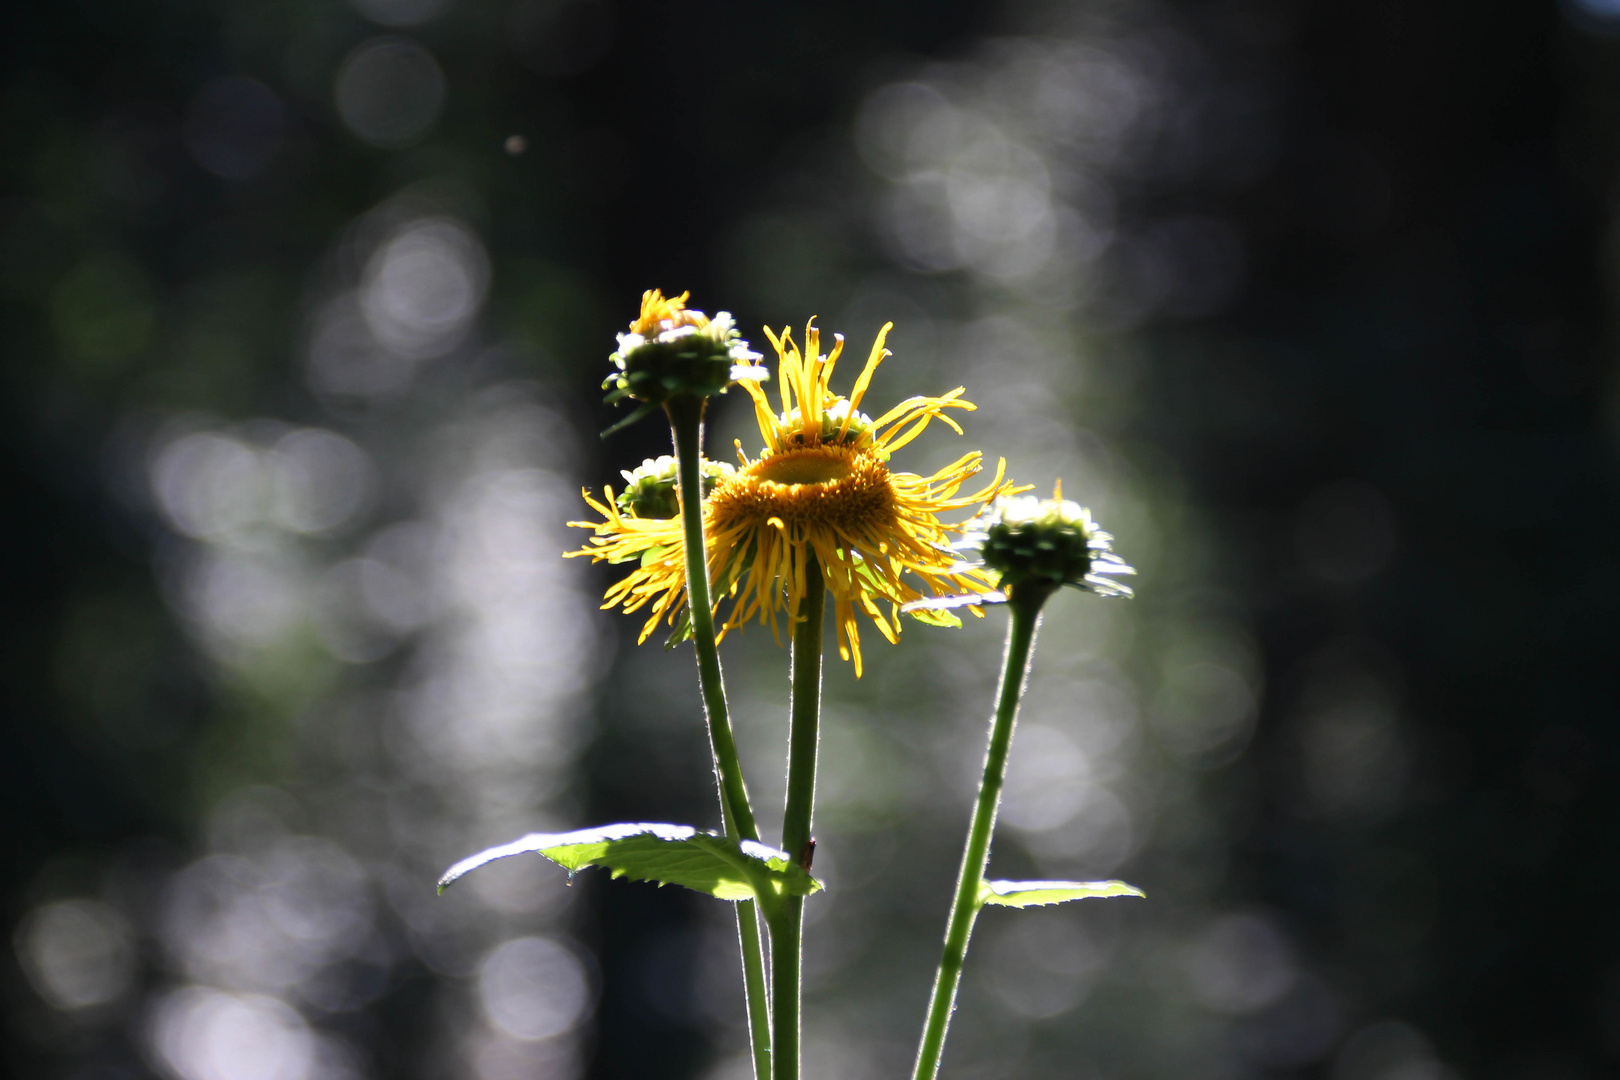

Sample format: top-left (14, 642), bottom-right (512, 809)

top-left (667, 396), bottom-right (760, 843)
top-left (771, 557), bottom-right (826, 1080)
top-left (736, 898), bottom-right (773, 1080)
top-left (911, 589), bottom-right (1051, 1080)
top-left (781, 556), bottom-right (825, 862)
top-left (665, 396), bottom-right (772, 1080)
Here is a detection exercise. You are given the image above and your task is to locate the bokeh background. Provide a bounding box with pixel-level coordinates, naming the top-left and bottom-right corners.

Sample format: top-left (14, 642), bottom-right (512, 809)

top-left (4, 0), bottom-right (1619, 1079)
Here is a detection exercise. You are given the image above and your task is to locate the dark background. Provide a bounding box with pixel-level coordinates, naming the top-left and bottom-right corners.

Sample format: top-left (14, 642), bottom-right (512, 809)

top-left (2, 1), bottom-right (1618, 1079)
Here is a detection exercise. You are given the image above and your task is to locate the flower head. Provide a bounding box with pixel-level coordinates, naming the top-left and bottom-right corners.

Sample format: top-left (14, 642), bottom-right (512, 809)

top-left (570, 319), bottom-right (1023, 674)
top-left (614, 455), bottom-right (736, 520)
top-left (962, 481), bottom-right (1135, 600)
top-left (602, 291), bottom-right (766, 429)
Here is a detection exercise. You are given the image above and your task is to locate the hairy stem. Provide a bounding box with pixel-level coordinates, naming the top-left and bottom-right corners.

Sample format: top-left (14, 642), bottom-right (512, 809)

top-left (911, 588), bottom-right (1051, 1080)
top-left (735, 900), bottom-right (771, 1080)
top-left (666, 396), bottom-right (760, 842)
top-left (666, 396), bottom-right (772, 1080)
top-left (771, 557), bottom-right (826, 1080)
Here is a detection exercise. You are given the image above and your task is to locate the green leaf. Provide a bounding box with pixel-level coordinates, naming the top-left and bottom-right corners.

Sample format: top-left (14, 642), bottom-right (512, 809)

top-left (904, 605), bottom-right (963, 628)
top-left (664, 606), bottom-right (694, 648)
top-left (600, 401), bottom-right (659, 438)
top-left (640, 544), bottom-right (671, 568)
top-left (900, 590), bottom-right (1008, 614)
top-left (978, 879), bottom-right (1145, 908)
top-left (439, 823), bottom-right (822, 901)
top-left (845, 550), bottom-right (891, 596)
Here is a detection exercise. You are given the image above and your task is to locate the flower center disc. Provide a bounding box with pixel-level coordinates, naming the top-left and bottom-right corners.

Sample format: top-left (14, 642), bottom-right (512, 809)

top-left (756, 448), bottom-right (853, 486)
top-left (709, 445), bottom-right (898, 538)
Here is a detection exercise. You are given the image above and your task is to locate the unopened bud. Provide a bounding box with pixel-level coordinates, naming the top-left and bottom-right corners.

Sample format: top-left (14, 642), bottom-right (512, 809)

top-left (615, 455), bottom-right (735, 519)
top-left (603, 291), bottom-right (765, 425)
top-left (967, 488), bottom-right (1135, 599)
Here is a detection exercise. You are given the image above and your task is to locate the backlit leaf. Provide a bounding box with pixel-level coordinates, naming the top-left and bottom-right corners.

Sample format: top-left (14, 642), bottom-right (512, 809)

top-left (439, 823), bottom-right (821, 901)
top-left (905, 605), bottom-right (963, 628)
top-left (978, 879), bottom-right (1145, 908)
top-left (901, 591), bottom-right (1007, 613)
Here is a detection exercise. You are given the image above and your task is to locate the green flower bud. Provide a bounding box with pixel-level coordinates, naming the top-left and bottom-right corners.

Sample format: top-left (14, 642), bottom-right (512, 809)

top-left (969, 490), bottom-right (1135, 599)
top-left (615, 455), bottom-right (736, 519)
top-left (603, 291), bottom-right (766, 422)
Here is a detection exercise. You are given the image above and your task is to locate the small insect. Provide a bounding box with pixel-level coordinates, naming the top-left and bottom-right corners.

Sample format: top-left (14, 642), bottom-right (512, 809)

top-left (798, 837), bottom-right (816, 872)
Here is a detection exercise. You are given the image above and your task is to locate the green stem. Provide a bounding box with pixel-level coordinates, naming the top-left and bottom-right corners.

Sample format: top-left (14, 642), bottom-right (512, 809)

top-left (736, 899), bottom-right (772, 1080)
top-left (667, 397), bottom-right (760, 843)
top-left (781, 556), bottom-right (825, 863)
top-left (665, 396), bottom-right (772, 1080)
top-left (771, 557), bottom-right (826, 1080)
top-left (911, 588), bottom-right (1051, 1080)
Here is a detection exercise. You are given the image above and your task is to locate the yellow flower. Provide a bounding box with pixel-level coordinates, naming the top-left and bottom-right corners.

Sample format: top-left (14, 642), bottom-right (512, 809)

top-left (569, 320), bottom-right (1022, 675)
